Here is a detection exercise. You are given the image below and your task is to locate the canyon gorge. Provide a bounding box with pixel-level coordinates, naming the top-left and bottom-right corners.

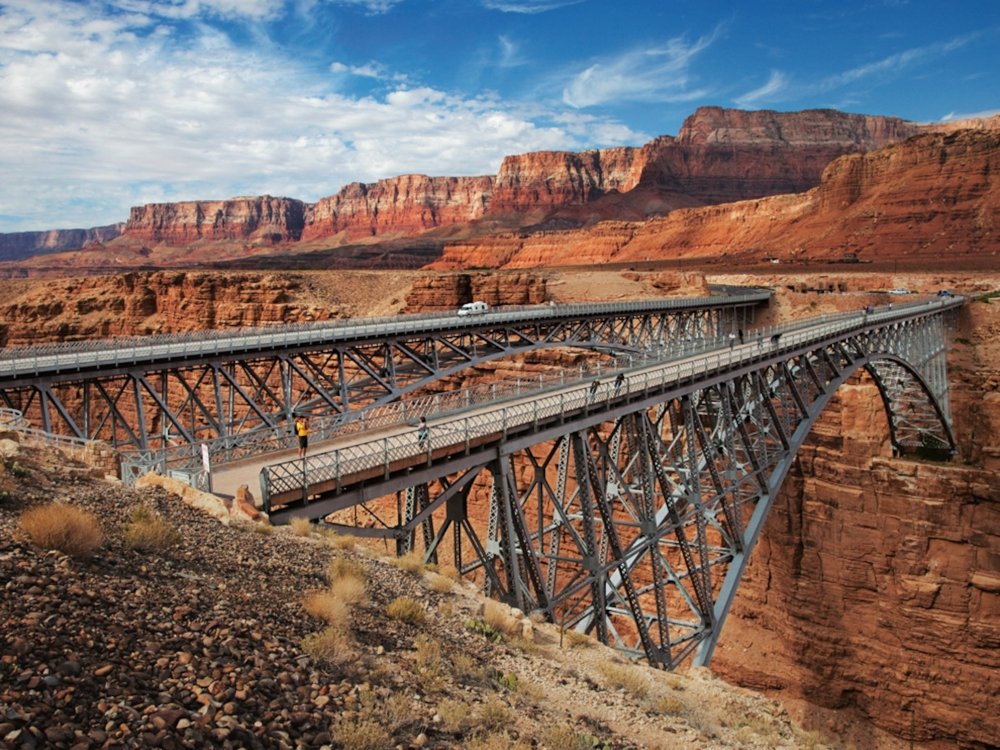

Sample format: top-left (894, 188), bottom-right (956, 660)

top-left (1, 105), bottom-right (999, 749)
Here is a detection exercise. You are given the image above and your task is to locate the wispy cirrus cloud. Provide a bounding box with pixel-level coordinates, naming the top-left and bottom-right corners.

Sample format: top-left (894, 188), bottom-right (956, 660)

top-left (482, 0), bottom-right (584, 14)
top-left (733, 32), bottom-right (984, 109)
top-left (561, 30), bottom-right (720, 108)
top-left (733, 70), bottom-right (789, 108)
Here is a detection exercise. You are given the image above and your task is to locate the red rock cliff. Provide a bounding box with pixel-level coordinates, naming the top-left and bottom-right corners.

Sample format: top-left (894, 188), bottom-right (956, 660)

top-left (431, 129), bottom-right (1000, 269)
top-left (301, 174), bottom-right (494, 241)
top-left (123, 196), bottom-right (305, 244)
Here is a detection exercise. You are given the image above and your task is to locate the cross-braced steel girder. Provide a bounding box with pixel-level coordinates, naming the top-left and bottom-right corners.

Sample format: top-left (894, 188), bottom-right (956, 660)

top-left (280, 303), bottom-right (958, 669)
top-left (0, 300), bottom-right (758, 457)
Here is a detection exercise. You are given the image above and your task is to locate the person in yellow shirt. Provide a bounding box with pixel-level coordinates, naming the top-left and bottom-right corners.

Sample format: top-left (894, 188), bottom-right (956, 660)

top-left (294, 416), bottom-right (310, 458)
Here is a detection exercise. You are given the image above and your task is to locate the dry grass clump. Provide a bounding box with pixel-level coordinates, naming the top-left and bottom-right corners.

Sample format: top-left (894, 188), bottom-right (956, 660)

top-left (476, 697), bottom-right (514, 732)
top-left (449, 652), bottom-right (487, 684)
top-left (302, 590), bottom-right (352, 630)
top-left (289, 516), bottom-right (313, 537)
top-left (425, 571), bottom-right (455, 593)
top-left (482, 599), bottom-right (522, 637)
top-left (301, 626), bottom-right (357, 668)
top-left (18, 502), bottom-right (103, 558)
top-left (329, 715), bottom-right (392, 750)
top-left (465, 732), bottom-right (531, 750)
top-left (597, 660), bottom-right (649, 700)
top-left (386, 596), bottom-right (425, 624)
top-left (328, 555), bottom-right (366, 583)
top-left (436, 697), bottom-right (473, 732)
top-left (122, 504), bottom-right (181, 552)
top-left (389, 549), bottom-right (427, 575)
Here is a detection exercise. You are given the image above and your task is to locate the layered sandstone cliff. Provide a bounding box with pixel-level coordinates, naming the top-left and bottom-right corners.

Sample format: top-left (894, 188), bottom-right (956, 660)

top-left (431, 129), bottom-right (1000, 269)
top-left (2, 106), bottom-right (939, 264)
top-left (301, 174), bottom-right (494, 241)
top-left (0, 224), bottom-right (123, 261)
top-left (123, 196), bottom-right (306, 244)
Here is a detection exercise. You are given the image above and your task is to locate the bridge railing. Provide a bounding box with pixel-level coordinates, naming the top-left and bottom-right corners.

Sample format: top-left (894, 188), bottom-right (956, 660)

top-left (262, 296), bottom-right (960, 509)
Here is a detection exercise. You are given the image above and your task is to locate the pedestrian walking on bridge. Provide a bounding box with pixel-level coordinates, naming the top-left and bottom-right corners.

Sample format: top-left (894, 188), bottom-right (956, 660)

top-left (294, 416), bottom-right (310, 458)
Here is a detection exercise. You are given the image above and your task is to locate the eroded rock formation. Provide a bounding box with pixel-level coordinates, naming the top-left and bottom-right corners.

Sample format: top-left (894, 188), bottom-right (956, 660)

top-left (123, 196), bottom-right (306, 244)
top-left (432, 129), bottom-right (1000, 269)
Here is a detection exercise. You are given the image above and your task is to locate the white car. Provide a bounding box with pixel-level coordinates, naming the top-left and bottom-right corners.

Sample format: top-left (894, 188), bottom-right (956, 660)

top-left (887, 288), bottom-right (911, 296)
top-left (457, 301), bottom-right (489, 316)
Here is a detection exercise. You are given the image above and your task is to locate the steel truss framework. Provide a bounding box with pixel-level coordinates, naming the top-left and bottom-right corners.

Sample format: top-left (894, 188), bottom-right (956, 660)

top-left (311, 310), bottom-right (956, 669)
top-left (0, 303), bottom-right (756, 455)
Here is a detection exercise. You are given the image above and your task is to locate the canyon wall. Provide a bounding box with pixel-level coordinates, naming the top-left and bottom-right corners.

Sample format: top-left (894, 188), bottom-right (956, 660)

top-left (301, 174), bottom-right (494, 241)
top-left (0, 224), bottom-right (123, 261)
top-left (1, 106), bottom-right (938, 263)
top-left (431, 129), bottom-right (1000, 269)
top-left (123, 196), bottom-right (306, 244)
top-left (711, 299), bottom-right (1000, 749)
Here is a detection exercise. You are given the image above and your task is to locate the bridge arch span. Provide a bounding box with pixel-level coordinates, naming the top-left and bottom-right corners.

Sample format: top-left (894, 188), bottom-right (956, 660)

top-left (261, 300), bottom-right (960, 670)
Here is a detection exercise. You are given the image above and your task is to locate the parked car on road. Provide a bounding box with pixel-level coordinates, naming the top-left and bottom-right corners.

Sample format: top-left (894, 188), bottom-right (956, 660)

top-left (887, 288), bottom-right (911, 296)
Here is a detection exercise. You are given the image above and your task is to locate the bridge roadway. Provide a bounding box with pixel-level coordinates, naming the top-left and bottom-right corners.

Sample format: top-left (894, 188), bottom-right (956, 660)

top-left (0, 287), bottom-right (769, 384)
top-left (207, 294), bottom-right (960, 520)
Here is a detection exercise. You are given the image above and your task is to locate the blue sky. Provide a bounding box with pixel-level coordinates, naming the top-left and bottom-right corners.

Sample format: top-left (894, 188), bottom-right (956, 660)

top-left (0, 0), bottom-right (997, 233)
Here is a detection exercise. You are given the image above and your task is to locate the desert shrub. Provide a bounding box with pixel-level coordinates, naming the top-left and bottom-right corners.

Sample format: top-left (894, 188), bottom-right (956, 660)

top-left (386, 596), bottom-right (425, 625)
top-left (301, 626), bottom-right (356, 668)
top-left (289, 516), bottom-right (313, 537)
top-left (302, 590), bottom-right (352, 630)
top-left (540, 725), bottom-right (606, 750)
top-left (562, 629), bottom-right (594, 649)
top-left (390, 550), bottom-right (427, 575)
top-left (329, 716), bottom-right (392, 750)
top-left (410, 633), bottom-right (447, 692)
top-left (482, 599), bottom-right (521, 636)
top-left (476, 698), bottom-right (513, 732)
top-left (465, 618), bottom-right (504, 643)
top-left (449, 652), bottom-right (486, 684)
top-left (19, 502), bottom-right (103, 558)
top-left (330, 573), bottom-right (367, 607)
top-left (437, 698), bottom-right (473, 732)
top-left (597, 660), bottom-right (648, 699)
top-left (251, 522), bottom-right (274, 535)
top-left (122, 504), bottom-right (181, 552)
top-left (328, 555), bottom-right (366, 582)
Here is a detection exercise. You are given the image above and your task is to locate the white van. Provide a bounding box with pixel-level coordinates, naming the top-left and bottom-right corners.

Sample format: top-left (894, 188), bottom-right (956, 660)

top-left (457, 301), bottom-right (489, 316)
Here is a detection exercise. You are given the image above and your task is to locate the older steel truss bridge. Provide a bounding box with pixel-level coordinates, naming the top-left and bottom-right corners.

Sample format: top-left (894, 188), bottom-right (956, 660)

top-left (0, 290), bottom-right (765, 476)
top-left (261, 297), bottom-right (961, 669)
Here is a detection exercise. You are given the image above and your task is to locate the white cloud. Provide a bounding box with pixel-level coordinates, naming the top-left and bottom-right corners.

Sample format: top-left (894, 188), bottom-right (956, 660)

top-left (561, 30), bottom-right (719, 108)
top-left (733, 70), bottom-right (789, 108)
top-left (497, 35), bottom-right (522, 68)
top-left (482, 0), bottom-right (584, 14)
top-left (1, 0), bottom-right (623, 230)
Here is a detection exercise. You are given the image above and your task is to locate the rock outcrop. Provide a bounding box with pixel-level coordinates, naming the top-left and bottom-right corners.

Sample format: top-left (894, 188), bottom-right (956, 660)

top-left (713, 374), bottom-right (1000, 749)
top-left (432, 129), bottom-right (1000, 269)
top-left (123, 196), bottom-right (306, 244)
top-left (302, 174), bottom-right (494, 241)
top-left (0, 224), bottom-right (123, 261)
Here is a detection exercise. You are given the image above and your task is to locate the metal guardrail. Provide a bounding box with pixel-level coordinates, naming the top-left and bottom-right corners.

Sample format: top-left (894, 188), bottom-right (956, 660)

top-left (0, 407), bottom-right (98, 462)
top-left (261, 295), bottom-right (961, 508)
top-left (0, 289), bottom-right (771, 379)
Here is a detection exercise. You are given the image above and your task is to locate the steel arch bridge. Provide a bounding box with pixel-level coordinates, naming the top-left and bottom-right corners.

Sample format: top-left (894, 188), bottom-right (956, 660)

top-left (0, 290), bottom-right (766, 464)
top-left (262, 298), bottom-right (961, 669)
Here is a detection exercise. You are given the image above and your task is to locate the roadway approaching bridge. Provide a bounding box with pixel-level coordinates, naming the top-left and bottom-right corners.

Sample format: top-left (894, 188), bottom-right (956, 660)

top-left (258, 296), bottom-right (961, 669)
